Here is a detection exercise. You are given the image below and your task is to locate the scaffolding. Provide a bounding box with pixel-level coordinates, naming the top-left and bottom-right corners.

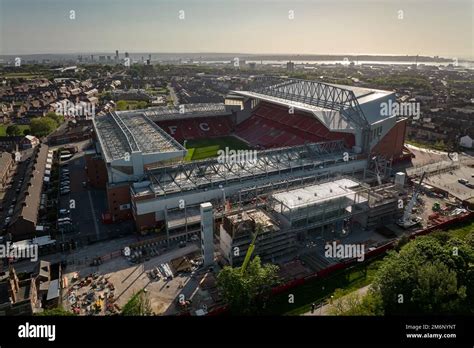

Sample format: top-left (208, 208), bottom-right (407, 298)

top-left (152, 175), bottom-right (402, 248)
top-left (407, 160), bottom-right (460, 179)
top-left (268, 178), bottom-right (366, 225)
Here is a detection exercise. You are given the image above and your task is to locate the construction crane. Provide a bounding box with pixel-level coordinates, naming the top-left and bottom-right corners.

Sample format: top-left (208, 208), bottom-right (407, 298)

top-left (398, 172), bottom-right (426, 229)
top-left (240, 224), bottom-right (261, 274)
top-left (372, 156), bottom-right (382, 186)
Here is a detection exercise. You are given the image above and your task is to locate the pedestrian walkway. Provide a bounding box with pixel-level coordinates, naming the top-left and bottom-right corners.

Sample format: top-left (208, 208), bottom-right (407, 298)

top-left (303, 285), bottom-right (371, 316)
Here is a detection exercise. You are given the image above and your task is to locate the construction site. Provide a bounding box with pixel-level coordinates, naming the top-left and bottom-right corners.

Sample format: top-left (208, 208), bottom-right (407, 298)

top-left (63, 78), bottom-right (474, 316)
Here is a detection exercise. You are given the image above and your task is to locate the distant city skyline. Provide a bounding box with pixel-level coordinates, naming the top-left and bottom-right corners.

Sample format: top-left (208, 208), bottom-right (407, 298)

top-left (1, 0), bottom-right (472, 59)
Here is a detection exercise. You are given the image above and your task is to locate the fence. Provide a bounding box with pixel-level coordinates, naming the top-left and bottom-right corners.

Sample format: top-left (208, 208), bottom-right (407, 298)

top-left (208, 211), bottom-right (474, 315)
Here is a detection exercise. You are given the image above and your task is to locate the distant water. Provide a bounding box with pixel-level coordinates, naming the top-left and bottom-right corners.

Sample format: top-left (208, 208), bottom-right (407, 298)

top-left (194, 59), bottom-right (474, 69)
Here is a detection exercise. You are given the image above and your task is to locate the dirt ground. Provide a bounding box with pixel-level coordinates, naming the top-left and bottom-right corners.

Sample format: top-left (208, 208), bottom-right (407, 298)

top-left (63, 243), bottom-right (217, 315)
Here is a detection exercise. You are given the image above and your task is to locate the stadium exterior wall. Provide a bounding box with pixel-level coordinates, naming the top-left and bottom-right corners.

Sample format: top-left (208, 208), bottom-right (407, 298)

top-left (106, 182), bottom-right (133, 222)
top-left (85, 152), bottom-right (108, 189)
top-left (371, 118), bottom-right (407, 160)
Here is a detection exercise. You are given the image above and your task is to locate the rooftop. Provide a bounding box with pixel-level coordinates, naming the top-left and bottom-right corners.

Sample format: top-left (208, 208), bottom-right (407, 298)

top-left (10, 144), bottom-right (48, 227)
top-left (143, 103), bottom-right (229, 121)
top-left (0, 152), bottom-right (12, 180)
top-left (271, 178), bottom-right (362, 209)
top-left (93, 111), bottom-right (185, 163)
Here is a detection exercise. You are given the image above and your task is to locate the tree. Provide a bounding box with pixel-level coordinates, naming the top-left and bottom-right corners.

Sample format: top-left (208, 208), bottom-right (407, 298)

top-left (217, 256), bottom-right (280, 314)
top-left (372, 236), bottom-right (473, 314)
top-left (35, 306), bottom-right (74, 316)
top-left (122, 290), bottom-right (152, 316)
top-left (6, 124), bottom-right (21, 136)
top-left (116, 100), bottom-right (128, 111)
top-left (30, 117), bottom-right (57, 137)
top-left (45, 112), bottom-right (64, 125)
top-left (327, 289), bottom-right (383, 316)
top-left (411, 260), bottom-right (466, 312)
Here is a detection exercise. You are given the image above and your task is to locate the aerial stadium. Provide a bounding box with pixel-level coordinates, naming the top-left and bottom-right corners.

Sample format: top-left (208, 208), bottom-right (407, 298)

top-left (87, 77), bottom-right (410, 265)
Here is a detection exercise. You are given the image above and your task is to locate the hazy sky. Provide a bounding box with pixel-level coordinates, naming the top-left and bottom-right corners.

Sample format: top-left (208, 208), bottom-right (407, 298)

top-left (0, 0), bottom-right (472, 58)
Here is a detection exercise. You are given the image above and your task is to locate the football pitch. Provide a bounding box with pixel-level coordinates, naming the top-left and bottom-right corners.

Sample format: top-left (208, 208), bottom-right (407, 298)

top-left (184, 136), bottom-right (252, 161)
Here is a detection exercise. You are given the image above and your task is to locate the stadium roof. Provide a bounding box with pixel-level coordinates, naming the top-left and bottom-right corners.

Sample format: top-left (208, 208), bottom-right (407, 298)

top-left (93, 111), bottom-right (185, 163)
top-left (325, 83), bottom-right (392, 103)
top-left (135, 140), bottom-right (352, 197)
top-left (143, 103), bottom-right (229, 121)
top-left (232, 77), bottom-right (393, 130)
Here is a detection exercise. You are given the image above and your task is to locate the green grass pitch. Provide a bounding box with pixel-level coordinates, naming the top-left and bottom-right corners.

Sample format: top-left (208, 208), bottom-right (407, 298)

top-left (184, 136), bottom-right (252, 161)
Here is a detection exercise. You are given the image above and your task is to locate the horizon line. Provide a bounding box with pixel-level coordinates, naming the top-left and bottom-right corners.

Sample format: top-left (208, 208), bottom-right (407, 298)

top-left (0, 52), bottom-right (471, 61)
